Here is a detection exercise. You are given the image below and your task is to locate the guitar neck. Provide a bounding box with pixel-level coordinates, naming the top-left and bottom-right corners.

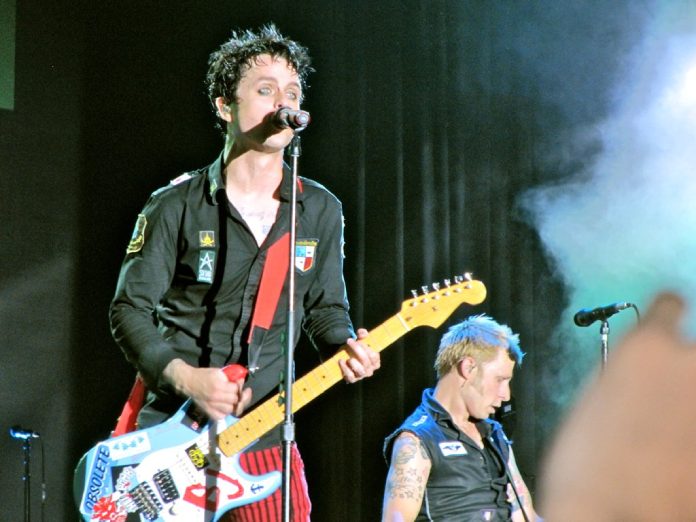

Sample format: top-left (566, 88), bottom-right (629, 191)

top-left (217, 313), bottom-right (410, 457)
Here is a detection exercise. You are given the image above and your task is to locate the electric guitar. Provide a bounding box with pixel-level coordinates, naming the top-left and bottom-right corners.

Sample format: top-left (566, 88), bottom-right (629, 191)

top-left (74, 275), bottom-right (486, 521)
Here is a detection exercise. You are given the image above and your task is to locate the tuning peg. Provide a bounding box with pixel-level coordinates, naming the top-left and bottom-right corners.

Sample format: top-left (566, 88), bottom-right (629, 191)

top-left (431, 282), bottom-right (441, 299)
top-left (462, 272), bottom-right (474, 290)
top-left (419, 286), bottom-right (430, 302)
top-left (410, 289), bottom-right (418, 299)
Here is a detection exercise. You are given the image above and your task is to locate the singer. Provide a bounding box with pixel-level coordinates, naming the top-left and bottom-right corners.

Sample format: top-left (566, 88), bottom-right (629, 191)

top-left (107, 24), bottom-right (379, 521)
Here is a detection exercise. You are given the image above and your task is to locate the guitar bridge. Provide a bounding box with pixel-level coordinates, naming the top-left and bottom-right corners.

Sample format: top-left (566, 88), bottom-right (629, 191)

top-left (131, 481), bottom-right (163, 520)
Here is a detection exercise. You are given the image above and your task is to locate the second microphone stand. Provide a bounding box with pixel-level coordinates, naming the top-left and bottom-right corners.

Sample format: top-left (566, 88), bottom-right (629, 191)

top-left (599, 320), bottom-right (610, 370)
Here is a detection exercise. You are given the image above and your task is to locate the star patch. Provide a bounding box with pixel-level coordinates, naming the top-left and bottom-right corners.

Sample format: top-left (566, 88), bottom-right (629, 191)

top-left (199, 230), bottom-right (215, 248)
top-left (126, 214), bottom-right (147, 254)
top-left (198, 250), bottom-right (216, 283)
top-left (295, 239), bottom-right (318, 273)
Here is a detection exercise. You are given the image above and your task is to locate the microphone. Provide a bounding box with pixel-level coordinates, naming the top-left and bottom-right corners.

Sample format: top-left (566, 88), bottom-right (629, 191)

top-left (573, 302), bottom-right (633, 327)
top-left (271, 107), bottom-right (310, 130)
top-left (9, 425), bottom-right (40, 440)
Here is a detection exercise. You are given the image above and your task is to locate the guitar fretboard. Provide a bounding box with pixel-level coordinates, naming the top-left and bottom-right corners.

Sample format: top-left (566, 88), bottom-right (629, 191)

top-left (216, 278), bottom-right (486, 456)
top-left (217, 314), bottom-right (410, 456)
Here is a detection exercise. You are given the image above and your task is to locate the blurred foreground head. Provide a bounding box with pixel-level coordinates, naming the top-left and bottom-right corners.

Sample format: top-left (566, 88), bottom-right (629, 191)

top-left (539, 292), bottom-right (696, 521)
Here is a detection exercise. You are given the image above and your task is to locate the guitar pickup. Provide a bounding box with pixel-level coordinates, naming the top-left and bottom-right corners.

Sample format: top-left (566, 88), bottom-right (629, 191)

top-left (153, 468), bottom-right (180, 504)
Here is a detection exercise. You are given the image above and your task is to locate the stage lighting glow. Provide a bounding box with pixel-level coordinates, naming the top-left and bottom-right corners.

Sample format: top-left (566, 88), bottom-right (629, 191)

top-left (663, 60), bottom-right (696, 110)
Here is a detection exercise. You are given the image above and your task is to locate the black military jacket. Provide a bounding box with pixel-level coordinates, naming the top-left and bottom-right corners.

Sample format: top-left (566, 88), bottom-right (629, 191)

top-left (110, 153), bottom-right (354, 436)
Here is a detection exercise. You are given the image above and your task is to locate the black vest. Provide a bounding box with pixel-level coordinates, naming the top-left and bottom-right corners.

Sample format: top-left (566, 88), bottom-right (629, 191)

top-left (384, 389), bottom-right (512, 521)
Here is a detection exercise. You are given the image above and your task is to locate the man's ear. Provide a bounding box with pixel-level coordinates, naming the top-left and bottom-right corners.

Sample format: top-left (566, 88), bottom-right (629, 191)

top-left (215, 97), bottom-right (234, 122)
top-left (458, 356), bottom-right (478, 379)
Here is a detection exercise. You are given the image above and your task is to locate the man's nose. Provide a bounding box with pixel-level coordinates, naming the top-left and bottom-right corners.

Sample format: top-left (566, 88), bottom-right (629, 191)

top-left (276, 92), bottom-right (297, 108)
top-left (501, 384), bottom-right (511, 402)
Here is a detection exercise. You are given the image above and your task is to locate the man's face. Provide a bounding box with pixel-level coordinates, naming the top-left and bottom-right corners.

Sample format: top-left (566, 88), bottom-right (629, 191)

top-left (465, 348), bottom-right (515, 420)
top-left (229, 54), bottom-right (302, 151)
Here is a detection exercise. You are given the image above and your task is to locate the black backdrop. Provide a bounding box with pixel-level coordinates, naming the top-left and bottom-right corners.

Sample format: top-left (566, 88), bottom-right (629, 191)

top-left (0, 1), bottom-right (649, 520)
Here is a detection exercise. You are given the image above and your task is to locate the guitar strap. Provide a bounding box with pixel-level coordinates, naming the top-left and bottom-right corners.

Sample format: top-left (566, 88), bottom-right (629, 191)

top-left (111, 226), bottom-right (293, 437)
top-left (247, 232), bottom-right (290, 344)
top-left (111, 373), bottom-right (146, 437)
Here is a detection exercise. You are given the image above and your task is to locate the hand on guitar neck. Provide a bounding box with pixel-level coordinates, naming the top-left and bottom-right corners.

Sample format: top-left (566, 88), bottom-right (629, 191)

top-left (339, 328), bottom-right (381, 383)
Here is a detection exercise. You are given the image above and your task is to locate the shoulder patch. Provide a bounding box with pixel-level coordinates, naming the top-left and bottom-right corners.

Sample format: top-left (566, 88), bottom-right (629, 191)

top-left (152, 171), bottom-right (200, 197)
top-left (126, 214), bottom-right (147, 254)
top-left (411, 415), bottom-right (429, 428)
top-left (170, 172), bottom-right (193, 186)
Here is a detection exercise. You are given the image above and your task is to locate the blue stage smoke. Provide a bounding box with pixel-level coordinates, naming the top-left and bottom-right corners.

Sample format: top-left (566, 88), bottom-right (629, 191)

top-left (521, 3), bottom-right (696, 412)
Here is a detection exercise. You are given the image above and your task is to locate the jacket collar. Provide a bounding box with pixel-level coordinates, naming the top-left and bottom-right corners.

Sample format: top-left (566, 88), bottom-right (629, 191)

top-left (423, 388), bottom-right (494, 438)
top-left (206, 152), bottom-right (305, 206)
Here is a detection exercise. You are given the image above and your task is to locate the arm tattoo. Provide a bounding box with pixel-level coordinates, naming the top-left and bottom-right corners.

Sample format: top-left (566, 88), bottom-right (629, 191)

top-left (385, 435), bottom-right (430, 501)
top-left (507, 455), bottom-right (531, 514)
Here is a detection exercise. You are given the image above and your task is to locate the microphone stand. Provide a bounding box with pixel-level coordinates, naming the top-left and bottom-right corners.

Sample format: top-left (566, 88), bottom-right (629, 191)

top-left (282, 131), bottom-right (302, 522)
top-left (21, 437), bottom-right (32, 522)
top-left (600, 320), bottom-right (610, 370)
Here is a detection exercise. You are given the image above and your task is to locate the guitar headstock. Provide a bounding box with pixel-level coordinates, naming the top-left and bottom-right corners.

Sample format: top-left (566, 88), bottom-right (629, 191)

top-left (399, 274), bottom-right (487, 329)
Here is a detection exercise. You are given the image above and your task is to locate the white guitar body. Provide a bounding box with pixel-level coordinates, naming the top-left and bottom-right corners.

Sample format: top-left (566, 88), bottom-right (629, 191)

top-left (74, 401), bottom-right (281, 521)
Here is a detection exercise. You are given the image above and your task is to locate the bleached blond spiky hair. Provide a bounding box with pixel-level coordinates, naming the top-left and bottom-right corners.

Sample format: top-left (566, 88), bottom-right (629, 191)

top-left (434, 314), bottom-right (525, 378)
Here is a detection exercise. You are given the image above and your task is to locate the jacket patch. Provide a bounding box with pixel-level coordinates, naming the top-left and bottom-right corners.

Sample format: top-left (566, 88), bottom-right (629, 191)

top-left (439, 441), bottom-right (467, 457)
top-left (198, 251), bottom-right (216, 283)
top-left (199, 231), bottom-right (215, 248)
top-left (170, 172), bottom-right (193, 185)
top-left (295, 239), bottom-right (318, 273)
top-left (126, 214), bottom-right (147, 254)
top-left (411, 415), bottom-right (428, 427)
